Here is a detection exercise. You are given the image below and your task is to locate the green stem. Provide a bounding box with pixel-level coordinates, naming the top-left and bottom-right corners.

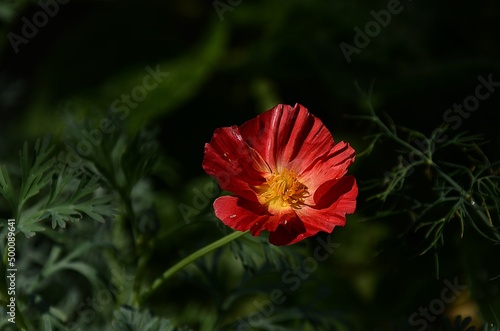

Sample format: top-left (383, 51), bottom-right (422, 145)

top-left (139, 230), bottom-right (249, 304)
top-left (369, 107), bottom-right (431, 162)
top-left (432, 165), bottom-right (465, 194)
top-left (365, 102), bottom-right (465, 195)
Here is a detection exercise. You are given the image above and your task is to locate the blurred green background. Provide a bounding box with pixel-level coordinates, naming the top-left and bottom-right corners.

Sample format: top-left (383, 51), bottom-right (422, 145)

top-left (1, 0), bottom-right (500, 330)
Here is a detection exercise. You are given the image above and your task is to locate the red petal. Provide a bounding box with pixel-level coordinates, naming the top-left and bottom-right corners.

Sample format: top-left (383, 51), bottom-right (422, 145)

top-left (203, 126), bottom-right (269, 201)
top-left (299, 141), bottom-right (356, 197)
top-left (268, 216), bottom-right (307, 246)
top-left (214, 196), bottom-right (294, 236)
top-left (296, 175), bottom-right (358, 233)
top-left (313, 175), bottom-right (358, 212)
top-left (239, 104), bottom-right (334, 172)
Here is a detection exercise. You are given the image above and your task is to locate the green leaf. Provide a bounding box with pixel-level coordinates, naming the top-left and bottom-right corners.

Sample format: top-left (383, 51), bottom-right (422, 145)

top-left (0, 164), bottom-right (16, 210)
top-left (40, 242), bottom-right (110, 291)
top-left (20, 169), bottom-right (115, 234)
top-left (228, 227), bottom-right (302, 274)
top-left (18, 137), bottom-right (55, 216)
top-left (111, 306), bottom-right (174, 331)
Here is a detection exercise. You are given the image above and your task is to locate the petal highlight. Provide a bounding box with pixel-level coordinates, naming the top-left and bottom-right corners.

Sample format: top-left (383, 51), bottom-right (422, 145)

top-left (239, 104), bottom-right (335, 172)
top-left (213, 196), bottom-right (270, 235)
top-left (300, 141), bottom-right (356, 197)
top-left (203, 126), bottom-right (269, 202)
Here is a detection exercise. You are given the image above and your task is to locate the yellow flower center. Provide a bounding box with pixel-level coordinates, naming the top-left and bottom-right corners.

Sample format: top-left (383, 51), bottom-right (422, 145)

top-left (258, 169), bottom-right (309, 209)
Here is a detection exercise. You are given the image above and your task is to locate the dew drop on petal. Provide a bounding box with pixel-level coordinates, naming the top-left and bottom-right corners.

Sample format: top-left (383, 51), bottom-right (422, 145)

top-left (230, 214), bottom-right (236, 219)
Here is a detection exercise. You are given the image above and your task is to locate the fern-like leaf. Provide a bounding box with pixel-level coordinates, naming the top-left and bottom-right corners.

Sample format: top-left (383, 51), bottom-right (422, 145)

top-left (112, 306), bottom-right (174, 331)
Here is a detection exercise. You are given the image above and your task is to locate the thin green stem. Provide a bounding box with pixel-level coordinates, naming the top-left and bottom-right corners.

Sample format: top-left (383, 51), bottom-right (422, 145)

top-left (139, 230), bottom-right (249, 304)
top-left (366, 103), bottom-right (463, 194)
top-left (432, 165), bottom-right (465, 194)
top-left (368, 106), bottom-right (431, 162)
top-left (358, 91), bottom-right (433, 163)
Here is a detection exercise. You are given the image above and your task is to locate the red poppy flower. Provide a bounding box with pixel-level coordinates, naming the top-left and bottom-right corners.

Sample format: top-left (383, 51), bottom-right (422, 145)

top-left (202, 103), bottom-right (358, 245)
